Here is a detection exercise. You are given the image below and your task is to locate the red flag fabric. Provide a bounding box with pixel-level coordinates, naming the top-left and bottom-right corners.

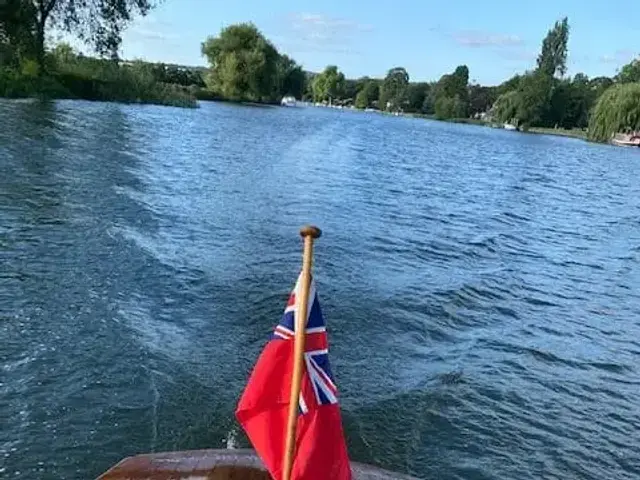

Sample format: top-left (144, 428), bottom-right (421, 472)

top-left (236, 274), bottom-right (352, 480)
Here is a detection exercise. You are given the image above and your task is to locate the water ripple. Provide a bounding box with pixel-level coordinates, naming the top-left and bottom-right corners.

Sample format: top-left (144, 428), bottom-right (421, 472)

top-left (1, 100), bottom-right (640, 479)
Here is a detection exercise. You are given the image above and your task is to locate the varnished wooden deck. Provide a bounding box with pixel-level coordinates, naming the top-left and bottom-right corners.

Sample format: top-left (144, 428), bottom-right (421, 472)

top-left (97, 449), bottom-right (419, 479)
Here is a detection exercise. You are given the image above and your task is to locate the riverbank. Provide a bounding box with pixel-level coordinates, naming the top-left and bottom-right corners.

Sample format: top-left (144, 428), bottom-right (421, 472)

top-left (526, 126), bottom-right (588, 140)
top-left (0, 65), bottom-right (198, 108)
top-left (402, 110), bottom-right (591, 141)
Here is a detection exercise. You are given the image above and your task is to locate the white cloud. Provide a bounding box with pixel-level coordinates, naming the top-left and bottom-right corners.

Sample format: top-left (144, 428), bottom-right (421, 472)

top-left (452, 30), bottom-right (523, 48)
top-left (291, 12), bottom-right (373, 34)
top-left (599, 49), bottom-right (636, 64)
top-left (281, 12), bottom-right (373, 52)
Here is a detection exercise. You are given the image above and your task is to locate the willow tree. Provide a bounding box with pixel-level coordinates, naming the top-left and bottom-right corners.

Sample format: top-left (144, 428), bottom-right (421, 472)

top-left (588, 83), bottom-right (640, 142)
top-left (492, 90), bottom-right (520, 123)
top-left (202, 23), bottom-right (279, 101)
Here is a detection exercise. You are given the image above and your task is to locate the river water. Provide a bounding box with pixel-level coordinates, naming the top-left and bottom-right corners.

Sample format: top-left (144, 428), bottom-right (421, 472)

top-left (1, 99), bottom-right (639, 480)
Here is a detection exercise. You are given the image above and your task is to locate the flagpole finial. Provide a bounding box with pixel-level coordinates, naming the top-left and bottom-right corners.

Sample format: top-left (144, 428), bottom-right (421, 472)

top-left (300, 225), bottom-right (322, 239)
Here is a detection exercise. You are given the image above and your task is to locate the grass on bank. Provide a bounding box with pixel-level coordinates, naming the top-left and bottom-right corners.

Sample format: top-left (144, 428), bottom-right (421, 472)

top-left (526, 126), bottom-right (588, 140)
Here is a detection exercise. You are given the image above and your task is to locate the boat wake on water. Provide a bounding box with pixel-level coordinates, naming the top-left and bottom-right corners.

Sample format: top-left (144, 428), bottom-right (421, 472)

top-left (225, 428), bottom-right (239, 450)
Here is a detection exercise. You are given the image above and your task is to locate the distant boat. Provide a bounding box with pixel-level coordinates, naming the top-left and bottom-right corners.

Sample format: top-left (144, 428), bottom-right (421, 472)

top-left (280, 96), bottom-right (297, 107)
top-left (504, 123), bottom-right (518, 131)
top-left (611, 132), bottom-right (640, 147)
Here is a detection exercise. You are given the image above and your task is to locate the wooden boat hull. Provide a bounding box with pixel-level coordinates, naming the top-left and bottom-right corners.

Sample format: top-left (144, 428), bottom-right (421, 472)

top-left (97, 448), bottom-right (419, 479)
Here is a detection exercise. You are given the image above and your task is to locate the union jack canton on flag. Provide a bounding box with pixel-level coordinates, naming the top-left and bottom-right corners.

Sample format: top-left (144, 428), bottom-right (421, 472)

top-left (271, 277), bottom-right (339, 414)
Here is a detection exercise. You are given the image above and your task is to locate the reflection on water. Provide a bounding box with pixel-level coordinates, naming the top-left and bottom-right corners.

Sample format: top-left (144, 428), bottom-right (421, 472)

top-left (1, 99), bottom-right (640, 480)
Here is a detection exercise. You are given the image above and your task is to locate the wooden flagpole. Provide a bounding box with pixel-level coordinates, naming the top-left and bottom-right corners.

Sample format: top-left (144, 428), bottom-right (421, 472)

top-left (282, 225), bottom-right (322, 480)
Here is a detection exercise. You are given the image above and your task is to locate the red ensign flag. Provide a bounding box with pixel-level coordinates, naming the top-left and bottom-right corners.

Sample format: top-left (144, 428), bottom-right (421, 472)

top-left (236, 274), bottom-right (352, 480)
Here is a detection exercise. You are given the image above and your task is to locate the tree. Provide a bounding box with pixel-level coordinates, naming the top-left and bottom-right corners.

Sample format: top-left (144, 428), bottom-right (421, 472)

top-left (434, 95), bottom-right (467, 119)
top-left (497, 74), bottom-right (522, 95)
top-left (515, 71), bottom-right (553, 127)
top-left (275, 54), bottom-right (305, 99)
top-left (563, 82), bottom-right (590, 128)
top-left (536, 17), bottom-right (569, 78)
top-left (438, 65), bottom-right (469, 100)
top-left (589, 76), bottom-right (613, 96)
top-left (312, 65), bottom-right (345, 102)
top-left (589, 83), bottom-right (640, 142)
top-left (50, 41), bottom-right (75, 64)
top-left (25, 0), bottom-right (153, 69)
top-left (405, 82), bottom-right (430, 113)
top-left (546, 73), bottom-right (592, 129)
top-left (490, 18), bottom-right (572, 128)
top-left (342, 78), bottom-right (358, 101)
top-left (469, 84), bottom-right (497, 116)
top-left (201, 23), bottom-right (279, 101)
top-left (616, 58), bottom-right (640, 84)
top-left (354, 79), bottom-right (379, 109)
top-left (432, 65), bottom-right (470, 118)
top-left (302, 71), bottom-right (315, 101)
top-left (379, 66), bottom-right (409, 111)
top-left (492, 90), bottom-right (520, 123)
top-left (0, 0), bottom-right (36, 66)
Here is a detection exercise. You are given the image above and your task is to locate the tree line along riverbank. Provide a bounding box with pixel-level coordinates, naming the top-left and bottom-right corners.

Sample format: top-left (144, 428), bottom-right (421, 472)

top-left (2, 1), bottom-right (639, 142)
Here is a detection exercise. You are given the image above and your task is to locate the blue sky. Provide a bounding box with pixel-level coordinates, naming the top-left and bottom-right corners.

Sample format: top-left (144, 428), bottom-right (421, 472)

top-left (110, 0), bottom-right (638, 85)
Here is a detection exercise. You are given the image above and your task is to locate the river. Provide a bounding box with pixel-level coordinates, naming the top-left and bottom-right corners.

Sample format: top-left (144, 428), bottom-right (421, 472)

top-left (1, 99), bottom-right (639, 480)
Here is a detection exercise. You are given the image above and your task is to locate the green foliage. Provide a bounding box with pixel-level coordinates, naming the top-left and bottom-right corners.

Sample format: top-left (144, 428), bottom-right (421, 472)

top-left (437, 65), bottom-right (469, 99)
top-left (56, 57), bottom-right (197, 107)
top-left (354, 80), bottom-right (379, 109)
top-left (0, 42), bottom-right (198, 107)
top-left (548, 76), bottom-right (591, 129)
top-left (0, 0), bottom-right (37, 65)
top-left (588, 83), bottom-right (640, 142)
top-left (432, 65), bottom-right (469, 119)
top-left (616, 59), bottom-right (640, 84)
top-left (492, 90), bottom-right (520, 123)
top-left (201, 23), bottom-right (305, 103)
top-left (312, 65), bottom-right (345, 102)
top-left (0, 0), bottom-right (153, 70)
top-left (589, 76), bottom-right (614, 98)
top-left (379, 67), bottom-right (409, 111)
top-left (405, 82), bottom-right (430, 113)
top-left (491, 18), bottom-right (575, 129)
top-left (20, 57), bottom-right (39, 77)
top-left (469, 84), bottom-right (497, 116)
top-left (497, 74), bottom-right (522, 95)
top-left (515, 71), bottom-right (553, 127)
top-left (434, 95), bottom-right (467, 120)
top-left (42, 0), bottom-right (152, 61)
top-left (201, 23), bottom-right (280, 102)
top-left (150, 63), bottom-right (206, 88)
top-left (342, 78), bottom-right (359, 101)
top-left (422, 90), bottom-right (436, 115)
top-left (536, 17), bottom-right (570, 77)
top-left (275, 54), bottom-right (305, 99)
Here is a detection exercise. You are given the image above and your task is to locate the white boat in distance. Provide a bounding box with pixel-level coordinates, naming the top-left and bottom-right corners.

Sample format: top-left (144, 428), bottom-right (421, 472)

top-left (280, 96), bottom-right (298, 107)
top-left (611, 132), bottom-right (640, 147)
